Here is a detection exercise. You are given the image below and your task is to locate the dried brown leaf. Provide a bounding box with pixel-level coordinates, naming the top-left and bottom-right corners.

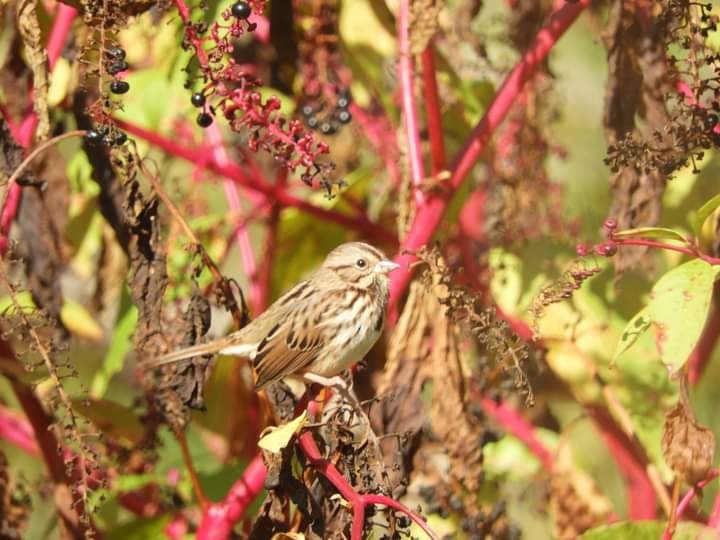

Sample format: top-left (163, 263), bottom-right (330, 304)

top-left (662, 398), bottom-right (715, 485)
top-left (16, 0), bottom-right (50, 142)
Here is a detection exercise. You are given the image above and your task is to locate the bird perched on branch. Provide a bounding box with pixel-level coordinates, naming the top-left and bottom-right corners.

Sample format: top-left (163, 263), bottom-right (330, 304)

top-left (146, 242), bottom-right (400, 391)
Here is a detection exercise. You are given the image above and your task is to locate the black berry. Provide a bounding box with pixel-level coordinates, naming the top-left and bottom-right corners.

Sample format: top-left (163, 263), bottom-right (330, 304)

top-left (85, 130), bottom-right (102, 146)
top-left (107, 61), bottom-right (128, 75)
top-left (231, 1), bottom-right (251, 19)
top-left (306, 116), bottom-right (319, 129)
top-left (113, 132), bottom-right (127, 146)
top-left (196, 112), bottom-right (213, 127)
top-left (705, 114), bottom-right (719, 130)
top-left (320, 122), bottom-right (336, 135)
top-left (110, 80), bottom-right (130, 94)
top-left (191, 92), bottom-right (206, 107)
top-left (301, 104), bottom-right (314, 117)
top-left (337, 110), bottom-right (352, 124)
top-left (106, 46), bottom-right (126, 60)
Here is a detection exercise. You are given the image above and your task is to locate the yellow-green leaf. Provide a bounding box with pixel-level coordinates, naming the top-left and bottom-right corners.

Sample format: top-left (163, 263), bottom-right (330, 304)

top-left (611, 227), bottom-right (686, 243)
top-left (61, 299), bottom-right (104, 341)
top-left (647, 259), bottom-right (718, 373)
top-left (612, 306), bottom-right (651, 363)
top-left (257, 411), bottom-right (308, 453)
top-left (691, 193), bottom-right (720, 236)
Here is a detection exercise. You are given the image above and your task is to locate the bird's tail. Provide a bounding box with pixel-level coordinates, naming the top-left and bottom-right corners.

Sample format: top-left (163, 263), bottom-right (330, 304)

top-left (144, 336), bottom-right (252, 370)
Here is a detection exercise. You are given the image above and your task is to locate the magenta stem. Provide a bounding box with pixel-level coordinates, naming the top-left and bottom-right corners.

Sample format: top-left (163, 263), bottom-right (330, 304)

top-left (420, 43), bottom-right (446, 174)
top-left (195, 454), bottom-right (267, 539)
top-left (398, 0), bottom-right (426, 205)
top-left (481, 398), bottom-right (554, 471)
top-left (117, 119), bottom-right (395, 245)
top-left (206, 124), bottom-right (263, 312)
top-left (389, 0), bottom-right (591, 306)
top-left (0, 403), bottom-right (40, 456)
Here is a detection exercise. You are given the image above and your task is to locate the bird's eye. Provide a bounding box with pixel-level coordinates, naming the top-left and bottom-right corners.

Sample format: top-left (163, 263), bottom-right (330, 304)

top-left (356, 258), bottom-right (367, 269)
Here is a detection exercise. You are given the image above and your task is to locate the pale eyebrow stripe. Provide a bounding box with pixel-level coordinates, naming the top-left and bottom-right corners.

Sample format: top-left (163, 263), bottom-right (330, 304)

top-left (358, 243), bottom-right (385, 261)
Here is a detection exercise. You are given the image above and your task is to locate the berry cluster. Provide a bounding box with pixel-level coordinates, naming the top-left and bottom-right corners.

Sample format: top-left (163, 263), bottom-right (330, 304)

top-left (84, 124), bottom-right (128, 148)
top-left (300, 87), bottom-right (352, 135)
top-left (178, 0), bottom-right (341, 194)
top-left (296, 1), bottom-right (354, 136)
top-left (106, 46), bottom-right (130, 96)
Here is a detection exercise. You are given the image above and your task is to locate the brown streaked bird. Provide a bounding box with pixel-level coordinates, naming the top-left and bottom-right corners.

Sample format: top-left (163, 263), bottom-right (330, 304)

top-left (146, 242), bottom-right (400, 390)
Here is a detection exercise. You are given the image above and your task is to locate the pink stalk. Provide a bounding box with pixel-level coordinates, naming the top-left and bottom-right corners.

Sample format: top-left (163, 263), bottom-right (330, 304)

top-left (206, 124), bottom-right (263, 312)
top-left (297, 430), bottom-right (438, 540)
top-left (196, 454), bottom-right (266, 539)
top-left (46, 5), bottom-right (77, 70)
top-left (117, 119), bottom-right (396, 244)
top-left (0, 403), bottom-right (40, 456)
top-left (662, 469), bottom-right (719, 540)
top-left (398, 0), bottom-right (426, 205)
top-left (480, 398), bottom-right (554, 471)
top-left (389, 0), bottom-right (591, 306)
top-left (420, 43), bottom-right (446, 174)
top-left (610, 238), bottom-right (720, 265)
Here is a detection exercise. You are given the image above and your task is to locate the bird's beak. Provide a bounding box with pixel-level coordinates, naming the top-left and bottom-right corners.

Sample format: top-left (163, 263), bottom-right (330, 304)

top-left (374, 259), bottom-right (401, 274)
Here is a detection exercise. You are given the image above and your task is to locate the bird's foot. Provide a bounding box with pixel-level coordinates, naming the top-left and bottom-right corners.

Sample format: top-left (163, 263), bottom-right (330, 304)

top-left (302, 372), bottom-right (362, 416)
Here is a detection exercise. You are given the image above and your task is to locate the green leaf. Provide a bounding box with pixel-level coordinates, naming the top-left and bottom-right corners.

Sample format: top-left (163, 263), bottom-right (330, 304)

top-left (611, 227), bottom-right (686, 243)
top-left (60, 299), bottom-right (104, 341)
top-left (691, 192), bottom-right (720, 235)
top-left (91, 288), bottom-right (137, 398)
top-left (72, 398), bottom-right (145, 447)
top-left (647, 259), bottom-right (718, 372)
top-left (581, 520), bottom-right (716, 540)
top-left (258, 411), bottom-right (307, 453)
top-left (612, 306), bottom-right (651, 362)
top-left (105, 516), bottom-right (172, 540)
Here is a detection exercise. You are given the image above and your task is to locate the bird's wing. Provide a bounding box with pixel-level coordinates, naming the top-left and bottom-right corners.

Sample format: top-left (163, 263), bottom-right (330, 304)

top-left (249, 280), bottom-right (344, 389)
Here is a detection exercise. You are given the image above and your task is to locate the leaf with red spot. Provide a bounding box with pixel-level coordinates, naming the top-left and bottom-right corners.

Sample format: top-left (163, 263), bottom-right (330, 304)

top-left (646, 259), bottom-right (719, 373)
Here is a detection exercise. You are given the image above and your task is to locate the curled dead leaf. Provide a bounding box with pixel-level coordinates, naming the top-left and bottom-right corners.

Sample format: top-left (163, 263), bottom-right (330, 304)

top-left (662, 399), bottom-right (716, 485)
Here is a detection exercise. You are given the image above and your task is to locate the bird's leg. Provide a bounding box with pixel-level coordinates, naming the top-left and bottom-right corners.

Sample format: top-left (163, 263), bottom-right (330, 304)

top-left (302, 372), bottom-right (363, 417)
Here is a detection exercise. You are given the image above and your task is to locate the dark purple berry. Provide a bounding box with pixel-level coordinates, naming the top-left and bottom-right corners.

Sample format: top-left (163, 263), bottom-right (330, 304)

top-left (306, 116), bottom-right (318, 129)
top-left (301, 104), bottom-right (314, 117)
top-left (107, 61), bottom-right (128, 75)
top-left (110, 80), bottom-right (130, 94)
top-left (705, 114), bottom-right (719, 130)
top-left (106, 46), bottom-right (126, 60)
top-left (113, 132), bottom-right (127, 146)
top-left (191, 92), bottom-right (206, 107)
top-left (196, 112), bottom-right (213, 127)
top-left (337, 109), bottom-right (352, 124)
top-left (320, 122), bottom-right (336, 135)
top-left (85, 130), bottom-right (102, 146)
top-left (231, 1), bottom-right (251, 19)
top-left (337, 95), bottom-right (350, 109)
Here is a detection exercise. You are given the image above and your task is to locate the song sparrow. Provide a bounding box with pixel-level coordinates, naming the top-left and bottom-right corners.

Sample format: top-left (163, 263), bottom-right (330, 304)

top-left (146, 242), bottom-right (400, 390)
